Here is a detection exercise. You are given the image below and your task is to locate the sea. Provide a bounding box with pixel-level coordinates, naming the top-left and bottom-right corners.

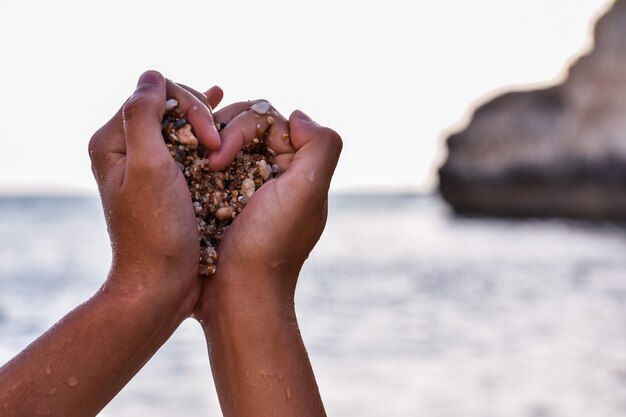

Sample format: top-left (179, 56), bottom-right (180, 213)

top-left (0, 194), bottom-right (625, 417)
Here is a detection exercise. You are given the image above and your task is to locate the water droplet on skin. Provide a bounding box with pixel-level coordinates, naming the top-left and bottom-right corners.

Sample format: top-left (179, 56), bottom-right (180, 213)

top-left (9, 382), bottom-right (20, 392)
top-left (306, 171), bottom-right (316, 182)
top-left (67, 377), bottom-right (79, 387)
top-left (48, 387), bottom-right (57, 395)
top-left (45, 365), bottom-right (52, 375)
top-left (257, 370), bottom-right (285, 381)
top-left (286, 386), bottom-right (292, 400)
top-left (269, 259), bottom-right (286, 269)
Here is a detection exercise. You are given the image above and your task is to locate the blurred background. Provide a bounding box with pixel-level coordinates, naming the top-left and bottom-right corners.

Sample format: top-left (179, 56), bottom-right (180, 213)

top-left (0, 0), bottom-right (613, 194)
top-left (1, 1), bottom-right (626, 416)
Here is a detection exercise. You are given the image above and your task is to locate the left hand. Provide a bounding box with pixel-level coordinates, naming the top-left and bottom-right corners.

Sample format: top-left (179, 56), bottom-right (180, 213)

top-left (88, 70), bottom-right (223, 320)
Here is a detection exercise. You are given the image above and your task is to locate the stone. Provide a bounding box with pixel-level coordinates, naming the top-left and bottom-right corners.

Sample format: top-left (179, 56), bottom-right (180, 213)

top-left (161, 106), bottom-right (278, 275)
top-left (165, 98), bottom-right (179, 111)
top-left (250, 101), bottom-right (271, 115)
top-left (439, 0), bottom-right (626, 219)
top-left (258, 159), bottom-right (272, 181)
top-left (173, 124), bottom-right (199, 149)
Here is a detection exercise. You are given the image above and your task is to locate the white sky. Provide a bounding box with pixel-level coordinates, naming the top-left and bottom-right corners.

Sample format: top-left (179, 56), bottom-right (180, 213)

top-left (0, 0), bottom-right (612, 194)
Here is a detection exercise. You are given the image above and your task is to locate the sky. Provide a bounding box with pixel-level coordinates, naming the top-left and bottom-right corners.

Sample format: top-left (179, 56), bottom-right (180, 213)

top-left (0, 0), bottom-right (612, 194)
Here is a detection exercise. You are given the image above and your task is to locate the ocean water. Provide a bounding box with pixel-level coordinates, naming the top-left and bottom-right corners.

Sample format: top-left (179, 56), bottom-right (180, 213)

top-left (1, 194), bottom-right (625, 417)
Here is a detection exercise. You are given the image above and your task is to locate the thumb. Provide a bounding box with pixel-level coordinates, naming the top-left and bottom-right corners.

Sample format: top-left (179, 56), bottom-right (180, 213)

top-left (285, 110), bottom-right (343, 194)
top-left (123, 70), bottom-right (169, 170)
top-left (288, 110), bottom-right (322, 149)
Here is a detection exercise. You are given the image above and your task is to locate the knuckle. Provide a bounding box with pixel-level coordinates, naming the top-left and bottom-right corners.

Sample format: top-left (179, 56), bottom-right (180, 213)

top-left (122, 94), bottom-right (147, 121)
top-left (322, 127), bottom-right (343, 154)
top-left (88, 128), bottom-right (105, 163)
top-left (122, 89), bottom-right (161, 122)
top-left (129, 152), bottom-right (171, 176)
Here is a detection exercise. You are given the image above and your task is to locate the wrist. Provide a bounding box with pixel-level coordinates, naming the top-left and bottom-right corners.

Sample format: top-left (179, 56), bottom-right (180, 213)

top-left (198, 272), bottom-right (301, 362)
top-left (196, 268), bottom-right (326, 417)
top-left (103, 265), bottom-right (200, 333)
top-left (111, 246), bottom-right (199, 284)
top-left (194, 266), bottom-right (296, 324)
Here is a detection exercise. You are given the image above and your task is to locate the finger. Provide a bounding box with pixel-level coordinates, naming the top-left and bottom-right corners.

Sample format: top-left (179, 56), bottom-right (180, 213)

top-left (212, 100), bottom-right (268, 125)
top-left (208, 108), bottom-right (271, 171)
top-left (265, 110), bottom-right (296, 157)
top-left (122, 70), bottom-right (174, 179)
top-left (273, 153), bottom-right (294, 172)
top-left (88, 105), bottom-right (125, 179)
top-left (282, 110), bottom-right (343, 193)
top-left (209, 101), bottom-right (295, 170)
top-left (204, 86), bottom-right (224, 109)
top-left (177, 83), bottom-right (224, 110)
top-left (166, 80), bottom-right (220, 150)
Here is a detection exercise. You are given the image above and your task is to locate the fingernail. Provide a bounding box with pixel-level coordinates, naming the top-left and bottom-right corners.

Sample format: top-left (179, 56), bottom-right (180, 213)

top-left (137, 70), bottom-right (161, 87)
top-left (293, 109), bottom-right (313, 122)
top-left (293, 110), bottom-right (321, 127)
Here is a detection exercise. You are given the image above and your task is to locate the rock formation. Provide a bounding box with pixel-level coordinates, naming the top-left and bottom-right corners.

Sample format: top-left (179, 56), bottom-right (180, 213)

top-left (439, 0), bottom-right (626, 219)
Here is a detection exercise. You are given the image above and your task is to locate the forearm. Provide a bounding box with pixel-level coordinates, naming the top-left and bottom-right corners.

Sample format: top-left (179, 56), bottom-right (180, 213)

top-left (199, 274), bottom-right (326, 417)
top-left (0, 273), bottom-right (189, 417)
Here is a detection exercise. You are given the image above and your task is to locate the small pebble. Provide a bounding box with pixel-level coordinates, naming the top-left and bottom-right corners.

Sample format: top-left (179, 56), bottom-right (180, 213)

top-left (250, 101), bottom-right (271, 115)
top-left (258, 160), bottom-right (272, 180)
top-left (173, 118), bottom-right (188, 128)
top-left (267, 116), bottom-right (275, 125)
top-left (165, 99), bottom-right (178, 111)
top-left (215, 206), bottom-right (235, 220)
top-left (175, 125), bottom-right (199, 149)
top-left (241, 178), bottom-right (256, 198)
top-left (239, 178), bottom-right (256, 204)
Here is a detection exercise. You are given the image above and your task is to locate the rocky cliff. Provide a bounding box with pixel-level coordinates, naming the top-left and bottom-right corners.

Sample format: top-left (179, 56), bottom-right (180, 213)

top-left (439, 0), bottom-right (626, 219)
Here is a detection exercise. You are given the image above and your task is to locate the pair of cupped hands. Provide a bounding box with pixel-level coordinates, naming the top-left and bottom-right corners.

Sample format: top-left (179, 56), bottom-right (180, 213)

top-left (88, 70), bottom-right (342, 330)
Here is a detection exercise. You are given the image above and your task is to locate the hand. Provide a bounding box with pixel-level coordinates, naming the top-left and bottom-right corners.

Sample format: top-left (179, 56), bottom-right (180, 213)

top-left (190, 100), bottom-right (341, 417)
top-left (88, 70), bottom-right (222, 319)
top-left (0, 72), bottom-right (231, 417)
top-left (196, 102), bottom-right (343, 313)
